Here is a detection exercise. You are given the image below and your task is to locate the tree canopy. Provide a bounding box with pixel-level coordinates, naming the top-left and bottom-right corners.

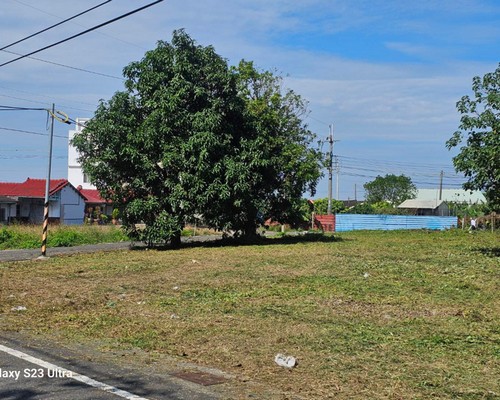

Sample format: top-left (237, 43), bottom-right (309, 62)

top-left (446, 63), bottom-right (500, 211)
top-left (312, 198), bottom-right (345, 215)
top-left (363, 174), bottom-right (417, 206)
top-left (72, 30), bottom-right (322, 245)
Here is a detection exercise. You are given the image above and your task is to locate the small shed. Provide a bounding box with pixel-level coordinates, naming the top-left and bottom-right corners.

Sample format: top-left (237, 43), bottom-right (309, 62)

top-left (398, 199), bottom-right (450, 216)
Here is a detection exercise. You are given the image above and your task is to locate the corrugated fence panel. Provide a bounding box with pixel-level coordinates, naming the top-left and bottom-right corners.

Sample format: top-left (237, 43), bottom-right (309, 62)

top-left (335, 214), bottom-right (458, 232)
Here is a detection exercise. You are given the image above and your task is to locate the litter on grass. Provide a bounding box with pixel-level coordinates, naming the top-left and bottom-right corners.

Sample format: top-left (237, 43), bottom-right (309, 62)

top-left (275, 353), bottom-right (297, 368)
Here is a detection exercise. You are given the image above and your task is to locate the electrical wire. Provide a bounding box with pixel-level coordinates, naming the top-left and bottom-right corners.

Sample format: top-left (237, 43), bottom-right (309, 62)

top-left (0, 0), bottom-right (164, 68)
top-left (0, 105), bottom-right (71, 124)
top-left (67, 117), bottom-right (89, 130)
top-left (0, 49), bottom-right (124, 80)
top-left (0, 105), bottom-right (47, 111)
top-left (0, 154), bottom-right (65, 160)
top-left (12, 0), bottom-right (148, 51)
top-left (0, 86), bottom-right (103, 109)
top-left (0, 94), bottom-right (95, 113)
top-left (0, 1), bottom-right (112, 51)
top-left (0, 126), bottom-right (68, 139)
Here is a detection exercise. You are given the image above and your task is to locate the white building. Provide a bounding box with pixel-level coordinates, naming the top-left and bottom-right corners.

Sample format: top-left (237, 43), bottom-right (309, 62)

top-left (67, 119), bottom-right (113, 216)
top-left (68, 118), bottom-right (95, 190)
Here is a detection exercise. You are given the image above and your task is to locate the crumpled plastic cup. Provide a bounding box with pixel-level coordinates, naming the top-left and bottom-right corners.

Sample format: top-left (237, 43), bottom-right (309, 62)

top-left (274, 353), bottom-right (297, 368)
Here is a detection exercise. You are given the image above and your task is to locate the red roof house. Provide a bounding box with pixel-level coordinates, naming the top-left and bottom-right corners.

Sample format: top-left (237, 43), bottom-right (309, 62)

top-left (79, 189), bottom-right (108, 204)
top-left (0, 178), bottom-right (86, 224)
top-left (0, 178), bottom-right (69, 198)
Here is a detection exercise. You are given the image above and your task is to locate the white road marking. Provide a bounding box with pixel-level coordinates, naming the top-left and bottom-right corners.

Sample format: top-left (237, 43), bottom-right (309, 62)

top-left (0, 344), bottom-right (150, 400)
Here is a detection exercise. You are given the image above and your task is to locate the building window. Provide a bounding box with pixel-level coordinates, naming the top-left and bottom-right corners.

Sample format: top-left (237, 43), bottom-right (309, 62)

top-left (83, 173), bottom-right (90, 183)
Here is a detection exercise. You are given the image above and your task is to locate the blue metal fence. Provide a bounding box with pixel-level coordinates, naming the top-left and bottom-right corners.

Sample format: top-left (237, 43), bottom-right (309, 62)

top-left (335, 214), bottom-right (458, 232)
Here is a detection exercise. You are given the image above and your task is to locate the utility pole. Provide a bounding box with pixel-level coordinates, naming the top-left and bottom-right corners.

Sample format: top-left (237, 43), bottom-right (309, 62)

top-left (41, 104), bottom-right (55, 257)
top-left (334, 155), bottom-right (340, 200)
top-left (326, 124), bottom-right (340, 215)
top-left (327, 125), bottom-right (333, 215)
top-left (439, 170), bottom-right (444, 201)
top-left (40, 105), bottom-right (70, 257)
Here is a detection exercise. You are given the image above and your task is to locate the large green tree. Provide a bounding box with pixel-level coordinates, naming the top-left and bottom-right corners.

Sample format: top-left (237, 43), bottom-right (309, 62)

top-left (72, 31), bottom-right (322, 244)
top-left (221, 60), bottom-right (322, 233)
top-left (446, 63), bottom-right (500, 211)
top-left (363, 174), bottom-right (417, 206)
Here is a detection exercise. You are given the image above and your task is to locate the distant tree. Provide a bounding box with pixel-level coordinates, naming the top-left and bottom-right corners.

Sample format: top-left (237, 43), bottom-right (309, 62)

top-left (363, 174), bottom-right (417, 206)
top-left (341, 202), bottom-right (375, 214)
top-left (72, 31), bottom-right (322, 245)
top-left (371, 201), bottom-right (407, 215)
top-left (311, 198), bottom-right (345, 214)
top-left (446, 63), bottom-right (500, 211)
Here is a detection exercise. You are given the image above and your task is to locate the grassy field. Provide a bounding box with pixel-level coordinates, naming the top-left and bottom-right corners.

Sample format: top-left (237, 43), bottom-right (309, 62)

top-left (1, 229), bottom-right (499, 399)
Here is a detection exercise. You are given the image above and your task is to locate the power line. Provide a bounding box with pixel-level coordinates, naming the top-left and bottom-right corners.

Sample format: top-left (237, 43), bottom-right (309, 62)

top-left (0, 154), bottom-right (66, 160)
top-left (0, 0), bottom-right (112, 51)
top-left (0, 49), bottom-right (124, 80)
top-left (0, 105), bottom-right (47, 111)
top-left (338, 155), bottom-right (458, 172)
top-left (0, 126), bottom-right (68, 139)
top-left (0, 86), bottom-right (103, 109)
top-left (0, 93), bottom-right (96, 113)
top-left (0, 0), bottom-right (164, 68)
top-left (339, 162), bottom-right (464, 180)
top-left (12, 0), bottom-right (149, 51)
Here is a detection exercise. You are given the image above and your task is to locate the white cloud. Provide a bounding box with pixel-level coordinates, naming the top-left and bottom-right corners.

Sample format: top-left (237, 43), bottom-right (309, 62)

top-left (0, 0), bottom-right (498, 196)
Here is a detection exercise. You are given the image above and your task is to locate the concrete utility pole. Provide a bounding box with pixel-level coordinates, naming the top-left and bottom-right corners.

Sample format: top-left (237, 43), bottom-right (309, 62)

top-left (40, 105), bottom-right (71, 258)
top-left (327, 125), bottom-right (333, 215)
top-left (41, 104), bottom-right (55, 257)
top-left (439, 170), bottom-right (444, 200)
top-left (334, 155), bottom-right (340, 200)
top-left (327, 124), bottom-right (340, 215)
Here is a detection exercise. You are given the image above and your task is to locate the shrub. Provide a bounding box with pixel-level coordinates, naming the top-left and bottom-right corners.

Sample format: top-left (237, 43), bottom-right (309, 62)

top-left (0, 227), bottom-right (13, 244)
top-left (48, 230), bottom-right (81, 247)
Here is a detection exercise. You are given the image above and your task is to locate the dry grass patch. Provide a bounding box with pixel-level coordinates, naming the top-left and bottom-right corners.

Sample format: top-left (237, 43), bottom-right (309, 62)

top-left (1, 230), bottom-right (499, 399)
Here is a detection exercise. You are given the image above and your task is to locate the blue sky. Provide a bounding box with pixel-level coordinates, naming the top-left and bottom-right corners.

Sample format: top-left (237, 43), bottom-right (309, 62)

top-left (1, 0), bottom-right (499, 200)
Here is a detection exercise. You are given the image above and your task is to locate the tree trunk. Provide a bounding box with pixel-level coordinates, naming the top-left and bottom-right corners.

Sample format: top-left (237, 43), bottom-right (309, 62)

top-left (170, 232), bottom-right (181, 249)
top-left (242, 219), bottom-right (259, 241)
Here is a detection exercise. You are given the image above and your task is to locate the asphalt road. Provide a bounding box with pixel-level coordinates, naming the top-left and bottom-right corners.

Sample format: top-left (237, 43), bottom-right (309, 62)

top-left (0, 334), bottom-right (225, 400)
top-left (0, 242), bottom-right (132, 263)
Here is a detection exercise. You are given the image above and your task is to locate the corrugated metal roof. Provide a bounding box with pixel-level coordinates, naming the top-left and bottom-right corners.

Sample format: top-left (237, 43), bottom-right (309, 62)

top-left (398, 199), bottom-right (444, 209)
top-left (416, 189), bottom-right (486, 203)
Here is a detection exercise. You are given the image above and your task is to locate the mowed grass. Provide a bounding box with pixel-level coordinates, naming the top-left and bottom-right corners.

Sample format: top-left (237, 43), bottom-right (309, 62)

top-left (1, 230), bottom-right (499, 399)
